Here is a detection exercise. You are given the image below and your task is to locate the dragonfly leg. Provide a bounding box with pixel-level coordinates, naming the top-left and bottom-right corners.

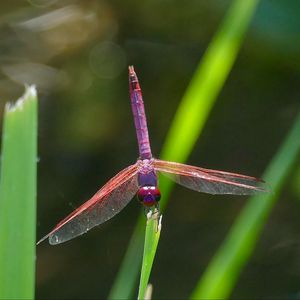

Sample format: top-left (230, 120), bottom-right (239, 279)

top-left (155, 202), bottom-right (160, 212)
top-left (143, 206), bottom-right (152, 218)
top-left (152, 209), bottom-right (162, 232)
top-left (146, 208), bottom-right (153, 219)
top-left (143, 205), bottom-right (162, 231)
top-left (152, 204), bottom-right (162, 232)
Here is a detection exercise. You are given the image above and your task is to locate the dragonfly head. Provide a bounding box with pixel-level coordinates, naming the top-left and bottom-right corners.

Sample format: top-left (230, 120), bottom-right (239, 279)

top-left (137, 186), bottom-right (161, 207)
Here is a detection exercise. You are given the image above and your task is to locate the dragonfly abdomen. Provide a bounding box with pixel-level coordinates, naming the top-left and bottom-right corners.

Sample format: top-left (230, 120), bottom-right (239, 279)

top-left (129, 66), bottom-right (152, 160)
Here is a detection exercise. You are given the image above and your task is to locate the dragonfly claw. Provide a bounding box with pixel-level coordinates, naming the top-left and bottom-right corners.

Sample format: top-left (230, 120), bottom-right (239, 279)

top-left (158, 214), bottom-right (162, 232)
top-left (146, 209), bottom-right (152, 219)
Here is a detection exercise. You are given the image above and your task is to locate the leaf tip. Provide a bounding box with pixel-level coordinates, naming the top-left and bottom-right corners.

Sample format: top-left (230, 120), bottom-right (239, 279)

top-left (6, 85), bottom-right (37, 113)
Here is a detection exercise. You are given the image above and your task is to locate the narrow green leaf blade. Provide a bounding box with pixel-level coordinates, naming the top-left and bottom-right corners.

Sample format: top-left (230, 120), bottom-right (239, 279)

top-left (191, 111), bottom-right (300, 299)
top-left (138, 212), bottom-right (162, 300)
top-left (160, 0), bottom-right (260, 163)
top-left (0, 86), bottom-right (38, 299)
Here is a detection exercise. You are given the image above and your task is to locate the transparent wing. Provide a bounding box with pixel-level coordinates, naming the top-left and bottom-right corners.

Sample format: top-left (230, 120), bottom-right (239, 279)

top-left (38, 164), bottom-right (139, 245)
top-left (154, 159), bottom-right (268, 195)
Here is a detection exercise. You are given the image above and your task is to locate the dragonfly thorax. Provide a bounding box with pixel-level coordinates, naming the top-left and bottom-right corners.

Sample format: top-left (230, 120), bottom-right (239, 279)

top-left (137, 186), bottom-right (161, 207)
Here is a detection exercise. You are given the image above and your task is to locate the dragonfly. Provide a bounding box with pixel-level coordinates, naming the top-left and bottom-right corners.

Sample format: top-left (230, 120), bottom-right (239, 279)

top-left (38, 66), bottom-right (267, 245)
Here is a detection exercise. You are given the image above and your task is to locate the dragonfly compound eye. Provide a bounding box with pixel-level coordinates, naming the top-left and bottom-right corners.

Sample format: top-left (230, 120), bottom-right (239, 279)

top-left (137, 186), bottom-right (161, 207)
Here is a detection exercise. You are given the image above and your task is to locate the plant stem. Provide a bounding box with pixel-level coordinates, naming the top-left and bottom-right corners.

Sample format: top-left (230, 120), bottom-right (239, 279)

top-left (138, 210), bottom-right (162, 300)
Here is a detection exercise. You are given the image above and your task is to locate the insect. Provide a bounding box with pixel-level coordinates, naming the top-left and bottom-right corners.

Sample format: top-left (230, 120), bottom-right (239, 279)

top-left (38, 66), bottom-right (267, 245)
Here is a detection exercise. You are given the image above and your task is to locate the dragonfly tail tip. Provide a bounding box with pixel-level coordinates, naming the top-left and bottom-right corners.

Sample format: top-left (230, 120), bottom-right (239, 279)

top-left (128, 65), bottom-right (135, 74)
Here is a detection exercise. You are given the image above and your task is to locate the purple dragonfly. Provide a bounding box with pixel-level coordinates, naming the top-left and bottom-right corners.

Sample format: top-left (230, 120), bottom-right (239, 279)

top-left (38, 66), bottom-right (267, 245)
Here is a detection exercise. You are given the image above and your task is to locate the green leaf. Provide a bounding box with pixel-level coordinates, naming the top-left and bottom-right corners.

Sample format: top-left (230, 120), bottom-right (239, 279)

top-left (190, 111), bottom-right (300, 299)
top-left (138, 211), bottom-right (162, 300)
top-left (160, 0), bottom-right (260, 164)
top-left (0, 86), bottom-right (38, 299)
top-left (108, 0), bottom-right (260, 298)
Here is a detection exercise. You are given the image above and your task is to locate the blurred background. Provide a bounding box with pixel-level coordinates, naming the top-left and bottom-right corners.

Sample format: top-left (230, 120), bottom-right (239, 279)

top-left (0, 0), bottom-right (299, 298)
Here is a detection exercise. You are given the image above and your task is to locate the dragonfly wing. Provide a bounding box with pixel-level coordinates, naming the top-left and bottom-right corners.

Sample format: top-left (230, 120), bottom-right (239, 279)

top-left (39, 164), bottom-right (139, 245)
top-left (154, 159), bottom-right (267, 195)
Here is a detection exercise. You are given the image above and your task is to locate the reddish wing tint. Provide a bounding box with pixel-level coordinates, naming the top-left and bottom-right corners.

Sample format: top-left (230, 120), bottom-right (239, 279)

top-left (38, 164), bottom-right (139, 245)
top-left (154, 159), bottom-right (267, 195)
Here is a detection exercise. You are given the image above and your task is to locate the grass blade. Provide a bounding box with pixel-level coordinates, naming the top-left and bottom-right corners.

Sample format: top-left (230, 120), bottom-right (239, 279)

top-left (138, 212), bottom-right (162, 300)
top-left (0, 86), bottom-right (38, 299)
top-left (190, 111), bottom-right (300, 299)
top-left (160, 0), bottom-right (260, 163)
top-left (109, 0), bottom-right (260, 298)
